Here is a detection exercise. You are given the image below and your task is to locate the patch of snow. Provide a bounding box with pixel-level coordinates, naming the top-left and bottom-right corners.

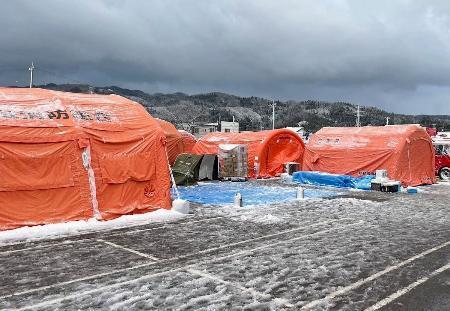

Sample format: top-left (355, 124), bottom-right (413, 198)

top-left (238, 213), bottom-right (283, 224)
top-left (0, 209), bottom-right (184, 246)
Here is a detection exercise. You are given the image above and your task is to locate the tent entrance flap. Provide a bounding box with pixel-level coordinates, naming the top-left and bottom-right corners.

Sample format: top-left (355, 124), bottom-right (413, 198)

top-left (198, 154), bottom-right (218, 180)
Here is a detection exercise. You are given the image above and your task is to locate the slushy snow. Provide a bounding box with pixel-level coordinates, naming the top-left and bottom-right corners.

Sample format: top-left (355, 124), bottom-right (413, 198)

top-left (0, 209), bottom-right (184, 246)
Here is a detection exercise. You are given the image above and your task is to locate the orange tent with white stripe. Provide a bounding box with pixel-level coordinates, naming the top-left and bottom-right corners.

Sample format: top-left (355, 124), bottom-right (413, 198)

top-left (0, 87), bottom-right (171, 230)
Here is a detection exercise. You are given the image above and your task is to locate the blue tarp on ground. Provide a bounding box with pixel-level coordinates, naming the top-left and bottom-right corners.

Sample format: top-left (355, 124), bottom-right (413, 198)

top-left (292, 171), bottom-right (375, 190)
top-left (174, 182), bottom-right (337, 206)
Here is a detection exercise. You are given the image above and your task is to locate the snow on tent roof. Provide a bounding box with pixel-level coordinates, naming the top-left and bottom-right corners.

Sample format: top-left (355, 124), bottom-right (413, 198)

top-left (192, 129), bottom-right (305, 178)
top-left (303, 125), bottom-right (435, 186)
top-left (0, 88), bottom-right (155, 131)
top-left (0, 87), bottom-right (171, 231)
top-left (178, 130), bottom-right (197, 154)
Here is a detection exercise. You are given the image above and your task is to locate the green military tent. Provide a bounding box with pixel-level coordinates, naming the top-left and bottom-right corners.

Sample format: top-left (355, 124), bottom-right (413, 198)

top-left (172, 153), bottom-right (219, 186)
top-left (172, 154), bottom-right (204, 186)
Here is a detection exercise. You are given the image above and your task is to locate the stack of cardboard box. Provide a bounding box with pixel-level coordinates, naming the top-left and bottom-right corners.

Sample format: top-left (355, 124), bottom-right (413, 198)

top-left (218, 144), bottom-right (248, 180)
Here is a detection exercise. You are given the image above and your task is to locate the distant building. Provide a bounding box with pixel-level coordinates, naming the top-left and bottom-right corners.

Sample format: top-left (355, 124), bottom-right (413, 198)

top-left (221, 121), bottom-right (239, 133)
top-left (191, 122), bottom-right (218, 138)
top-left (286, 126), bottom-right (309, 141)
top-left (286, 126), bottom-right (305, 136)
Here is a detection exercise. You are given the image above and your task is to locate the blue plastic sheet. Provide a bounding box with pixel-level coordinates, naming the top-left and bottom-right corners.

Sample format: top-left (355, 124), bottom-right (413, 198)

top-left (292, 171), bottom-right (374, 190)
top-left (174, 182), bottom-right (337, 206)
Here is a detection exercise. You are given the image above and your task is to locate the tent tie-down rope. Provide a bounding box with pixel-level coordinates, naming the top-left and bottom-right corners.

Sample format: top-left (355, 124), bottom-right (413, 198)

top-left (164, 145), bottom-right (180, 200)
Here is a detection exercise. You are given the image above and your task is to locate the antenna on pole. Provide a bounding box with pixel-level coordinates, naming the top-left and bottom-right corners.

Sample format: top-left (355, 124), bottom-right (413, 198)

top-left (28, 62), bottom-right (35, 88)
top-left (271, 100), bottom-right (277, 130)
top-left (356, 105), bottom-right (361, 127)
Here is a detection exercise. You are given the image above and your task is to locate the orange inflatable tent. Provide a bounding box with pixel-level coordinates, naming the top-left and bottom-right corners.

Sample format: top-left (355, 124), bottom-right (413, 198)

top-left (156, 118), bottom-right (184, 165)
top-left (156, 119), bottom-right (197, 165)
top-left (0, 87), bottom-right (171, 230)
top-left (192, 129), bottom-right (305, 178)
top-left (179, 130), bottom-right (197, 154)
top-left (303, 125), bottom-right (435, 186)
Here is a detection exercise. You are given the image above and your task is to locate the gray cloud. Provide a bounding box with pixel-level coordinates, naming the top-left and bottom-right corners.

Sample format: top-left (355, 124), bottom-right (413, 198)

top-left (1, 0), bottom-right (450, 114)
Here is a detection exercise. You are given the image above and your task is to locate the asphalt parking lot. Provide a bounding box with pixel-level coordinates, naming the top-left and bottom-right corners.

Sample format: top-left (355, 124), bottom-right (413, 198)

top-left (0, 181), bottom-right (449, 310)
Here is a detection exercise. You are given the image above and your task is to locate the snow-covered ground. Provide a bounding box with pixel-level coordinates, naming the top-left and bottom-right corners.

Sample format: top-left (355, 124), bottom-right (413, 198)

top-left (0, 209), bottom-right (184, 246)
top-left (0, 181), bottom-right (449, 310)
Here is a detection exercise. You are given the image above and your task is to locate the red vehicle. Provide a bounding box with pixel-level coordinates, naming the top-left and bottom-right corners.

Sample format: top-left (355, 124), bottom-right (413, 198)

top-left (433, 132), bottom-right (450, 180)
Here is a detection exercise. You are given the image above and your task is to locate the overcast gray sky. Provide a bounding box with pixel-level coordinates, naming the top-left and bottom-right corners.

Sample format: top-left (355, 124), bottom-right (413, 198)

top-left (1, 0), bottom-right (450, 114)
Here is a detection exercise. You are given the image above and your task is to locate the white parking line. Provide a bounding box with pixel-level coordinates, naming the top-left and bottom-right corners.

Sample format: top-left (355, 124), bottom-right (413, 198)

top-left (100, 218), bottom-right (345, 264)
top-left (0, 261), bottom-right (159, 301)
top-left (206, 220), bottom-right (364, 264)
top-left (0, 197), bottom-right (333, 253)
top-left (8, 219), bottom-right (360, 307)
top-left (186, 268), bottom-right (294, 308)
top-left (98, 218), bottom-right (353, 310)
top-left (0, 216), bottom-right (220, 255)
top-left (177, 218), bottom-right (353, 259)
top-left (365, 263), bottom-right (450, 311)
top-left (97, 239), bottom-right (160, 261)
top-left (107, 216), bottom-right (227, 237)
top-left (15, 267), bottom-right (187, 311)
top-left (0, 239), bottom-right (90, 256)
top-left (300, 240), bottom-right (450, 310)
top-left (186, 268), bottom-right (270, 298)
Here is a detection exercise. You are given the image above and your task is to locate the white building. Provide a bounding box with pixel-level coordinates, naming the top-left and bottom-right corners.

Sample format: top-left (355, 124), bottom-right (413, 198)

top-left (191, 123), bottom-right (218, 138)
top-left (221, 121), bottom-right (239, 133)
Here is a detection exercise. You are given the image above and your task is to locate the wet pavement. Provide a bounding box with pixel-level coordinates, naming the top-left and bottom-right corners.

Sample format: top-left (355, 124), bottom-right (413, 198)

top-left (0, 181), bottom-right (449, 310)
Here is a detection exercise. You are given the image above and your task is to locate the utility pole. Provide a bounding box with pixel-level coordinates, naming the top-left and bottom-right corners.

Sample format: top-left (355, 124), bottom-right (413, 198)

top-left (218, 114), bottom-right (221, 132)
top-left (356, 105), bottom-right (361, 127)
top-left (271, 100), bottom-right (276, 130)
top-left (28, 62), bottom-right (35, 88)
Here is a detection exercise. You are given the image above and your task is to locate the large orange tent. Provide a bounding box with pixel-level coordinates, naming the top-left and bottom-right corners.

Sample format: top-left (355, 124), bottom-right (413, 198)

top-left (192, 129), bottom-right (305, 178)
top-left (155, 119), bottom-right (197, 165)
top-left (0, 87), bottom-right (171, 230)
top-left (156, 118), bottom-right (184, 165)
top-left (179, 130), bottom-right (197, 154)
top-left (303, 125), bottom-right (435, 186)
